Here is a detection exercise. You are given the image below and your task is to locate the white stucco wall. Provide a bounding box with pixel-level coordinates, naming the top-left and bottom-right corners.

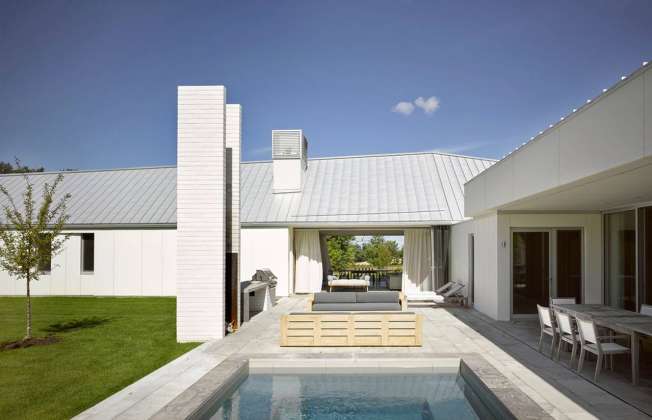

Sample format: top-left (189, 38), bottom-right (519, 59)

top-left (0, 229), bottom-right (176, 296)
top-left (451, 212), bottom-right (602, 321)
top-left (240, 227), bottom-right (292, 297)
top-left (449, 219), bottom-right (474, 292)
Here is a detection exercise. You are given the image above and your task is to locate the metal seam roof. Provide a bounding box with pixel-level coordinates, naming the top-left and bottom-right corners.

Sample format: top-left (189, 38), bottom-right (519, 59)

top-left (0, 152), bottom-right (495, 227)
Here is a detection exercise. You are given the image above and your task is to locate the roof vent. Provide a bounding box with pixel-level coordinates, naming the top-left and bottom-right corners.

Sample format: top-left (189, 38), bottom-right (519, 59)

top-left (272, 129), bottom-right (308, 193)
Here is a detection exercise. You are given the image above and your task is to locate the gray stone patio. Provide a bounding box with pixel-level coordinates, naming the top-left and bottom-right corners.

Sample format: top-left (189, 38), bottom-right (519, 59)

top-left (76, 296), bottom-right (652, 419)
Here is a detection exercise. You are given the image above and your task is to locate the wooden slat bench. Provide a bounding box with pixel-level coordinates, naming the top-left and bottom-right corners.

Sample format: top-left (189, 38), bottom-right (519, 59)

top-left (280, 311), bottom-right (423, 347)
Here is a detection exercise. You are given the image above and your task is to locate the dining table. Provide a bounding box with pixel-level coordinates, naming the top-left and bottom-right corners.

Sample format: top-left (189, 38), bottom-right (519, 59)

top-left (551, 303), bottom-right (652, 386)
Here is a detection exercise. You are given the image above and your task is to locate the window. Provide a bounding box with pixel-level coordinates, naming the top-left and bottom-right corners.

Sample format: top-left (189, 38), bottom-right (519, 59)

top-left (81, 233), bottom-right (95, 272)
top-left (38, 234), bottom-right (52, 273)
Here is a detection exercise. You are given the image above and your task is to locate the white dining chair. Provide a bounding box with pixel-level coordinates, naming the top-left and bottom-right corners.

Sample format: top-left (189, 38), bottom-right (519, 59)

top-left (640, 304), bottom-right (652, 316)
top-left (553, 309), bottom-right (577, 366)
top-left (551, 297), bottom-right (576, 305)
top-left (576, 317), bottom-right (631, 382)
top-left (537, 304), bottom-right (557, 356)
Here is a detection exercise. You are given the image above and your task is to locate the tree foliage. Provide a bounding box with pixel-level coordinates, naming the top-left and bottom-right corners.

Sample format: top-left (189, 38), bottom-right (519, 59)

top-left (361, 235), bottom-right (402, 268)
top-left (0, 160), bottom-right (44, 174)
top-left (326, 235), bottom-right (356, 272)
top-left (0, 174), bottom-right (71, 339)
top-left (327, 235), bottom-right (404, 271)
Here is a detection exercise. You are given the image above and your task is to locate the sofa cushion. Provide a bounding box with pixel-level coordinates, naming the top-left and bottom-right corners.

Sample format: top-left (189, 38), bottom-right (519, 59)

top-left (313, 292), bottom-right (356, 304)
top-left (355, 291), bottom-right (400, 304)
top-left (312, 302), bottom-right (401, 312)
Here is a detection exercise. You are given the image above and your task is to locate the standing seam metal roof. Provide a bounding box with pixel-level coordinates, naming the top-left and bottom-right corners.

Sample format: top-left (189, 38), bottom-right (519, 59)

top-left (0, 152), bottom-right (495, 227)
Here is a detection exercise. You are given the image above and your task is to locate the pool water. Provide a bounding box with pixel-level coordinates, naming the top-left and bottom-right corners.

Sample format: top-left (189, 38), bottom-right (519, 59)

top-left (208, 374), bottom-right (480, 420)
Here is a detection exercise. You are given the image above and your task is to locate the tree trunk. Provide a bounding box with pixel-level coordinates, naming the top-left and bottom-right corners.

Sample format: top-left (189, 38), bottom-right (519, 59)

top-left (25, 274), bottom-right (32, 340)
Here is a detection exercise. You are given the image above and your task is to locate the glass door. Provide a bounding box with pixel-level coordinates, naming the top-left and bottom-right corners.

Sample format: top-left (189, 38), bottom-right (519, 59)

top-left (605, 210), bottom-right (637, 311)
top-left (555, 230), bottom-right (583, 303)
top-left (513, 231), bottom-right (550, 315)
top-left (512, 229), bottom-right (583, 315)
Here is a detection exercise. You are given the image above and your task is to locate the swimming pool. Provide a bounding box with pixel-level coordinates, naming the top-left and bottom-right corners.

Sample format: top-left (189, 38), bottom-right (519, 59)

top-left (153, 357), bottom-right (548, 420)
top-left (209, 373), bottom-right (479, 419)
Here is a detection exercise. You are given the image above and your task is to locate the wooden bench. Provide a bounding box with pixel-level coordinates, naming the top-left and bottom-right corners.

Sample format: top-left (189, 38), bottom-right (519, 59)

top-left (280, 311), bottom-right (423, 347)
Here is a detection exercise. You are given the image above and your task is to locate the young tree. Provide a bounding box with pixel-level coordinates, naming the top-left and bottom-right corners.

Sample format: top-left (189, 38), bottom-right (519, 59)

top-left (0, 174), bottom-right (70, 340)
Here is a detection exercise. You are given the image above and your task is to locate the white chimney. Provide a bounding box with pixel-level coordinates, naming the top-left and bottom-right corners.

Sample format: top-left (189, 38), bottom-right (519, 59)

top-left (272, 129), bottom-right (308, 193)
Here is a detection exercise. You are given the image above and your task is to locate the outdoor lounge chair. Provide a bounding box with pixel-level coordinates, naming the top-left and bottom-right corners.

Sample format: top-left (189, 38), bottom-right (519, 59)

top-left (435, 281), bottom-right (456, 294)
top-left (431, 282), bottom-right (466, 305)
top-left (576, 317), bottom-right (631, 382)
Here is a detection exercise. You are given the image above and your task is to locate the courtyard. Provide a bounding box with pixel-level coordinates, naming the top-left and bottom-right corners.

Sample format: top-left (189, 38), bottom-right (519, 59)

top-left (77, 296), bottom-right (652, 419)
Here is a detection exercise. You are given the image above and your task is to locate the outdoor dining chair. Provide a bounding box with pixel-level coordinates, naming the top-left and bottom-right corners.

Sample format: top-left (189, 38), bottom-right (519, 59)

top-left (553, 309), bottom-right (577, 366)
top-left (641, 304), bottom-right (652, 316)
top-left (537, 304), bottom-right (557, 356)
top-left (551, 297), bottom-right (576, 305)
top-left (576, 317), bottom-right (631, 382)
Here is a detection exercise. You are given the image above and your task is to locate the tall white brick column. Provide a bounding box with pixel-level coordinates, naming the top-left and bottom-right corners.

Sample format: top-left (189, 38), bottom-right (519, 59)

top-left (177, 86), bottom-right (226, 342)
top-left (225, 104), bottom-right (242, 328)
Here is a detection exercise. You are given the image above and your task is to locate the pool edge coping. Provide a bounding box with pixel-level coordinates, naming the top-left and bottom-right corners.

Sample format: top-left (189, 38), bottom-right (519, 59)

top-left (151, 354), bottom-right (552, 420)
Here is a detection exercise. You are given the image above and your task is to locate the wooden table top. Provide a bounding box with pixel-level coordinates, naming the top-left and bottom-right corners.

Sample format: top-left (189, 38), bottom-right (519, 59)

top-left (552, 304), bottom-right (652, 336)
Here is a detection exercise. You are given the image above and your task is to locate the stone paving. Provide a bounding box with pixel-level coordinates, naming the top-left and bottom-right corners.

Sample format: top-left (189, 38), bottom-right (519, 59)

top-left (76, 296), bottom-right (652, 420)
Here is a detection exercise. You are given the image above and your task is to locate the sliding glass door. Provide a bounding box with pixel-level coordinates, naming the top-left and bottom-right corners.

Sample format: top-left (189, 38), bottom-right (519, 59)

top-left (639, 206), bottom-right (652, 306)
top-left (605, 210), bottom-right (637, 311)
top-left (512, 229), bottom-right (583, 315)
top-left (556, 230), bottom-right (583, 303)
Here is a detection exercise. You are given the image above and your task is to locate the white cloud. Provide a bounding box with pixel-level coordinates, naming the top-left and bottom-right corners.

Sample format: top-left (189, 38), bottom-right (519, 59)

top-left (391, 101), bottom-right (415, 115)
top-left (414, 96), bottom-right (440, 114)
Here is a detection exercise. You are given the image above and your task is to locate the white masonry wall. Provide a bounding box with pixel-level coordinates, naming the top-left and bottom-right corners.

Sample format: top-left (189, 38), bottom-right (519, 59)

top-left (226, 104), bottom-right (241, 326)
top-left (226, 105), bottom-right (241, 255)
top-left (177, 86), bottom-right (227, 342)
top-left (0, 229), bottom-right (176, 296)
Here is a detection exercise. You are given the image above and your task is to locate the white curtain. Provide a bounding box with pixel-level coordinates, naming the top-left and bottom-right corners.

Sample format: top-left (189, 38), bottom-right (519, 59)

top-left (294, 230), bottom-right (324, 293)
top-left (402, 228), bottom-right (433, 294)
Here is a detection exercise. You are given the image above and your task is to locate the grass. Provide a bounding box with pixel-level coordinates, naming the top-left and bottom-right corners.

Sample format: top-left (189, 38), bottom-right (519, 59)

top-left (0, 297), bottom-right (199, 420)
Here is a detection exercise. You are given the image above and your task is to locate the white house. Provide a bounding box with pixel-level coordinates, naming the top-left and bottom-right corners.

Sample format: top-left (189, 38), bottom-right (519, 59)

top-left (1, 61), bottom-right (650, 342)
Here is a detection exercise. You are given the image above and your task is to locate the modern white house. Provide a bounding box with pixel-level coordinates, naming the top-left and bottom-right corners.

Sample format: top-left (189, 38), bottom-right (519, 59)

top-left (1, 61), bottom-right (651, 342)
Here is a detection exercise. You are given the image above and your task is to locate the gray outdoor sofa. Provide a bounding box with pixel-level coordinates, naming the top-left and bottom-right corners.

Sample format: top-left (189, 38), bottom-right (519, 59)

top-left (307, 291), bottom-right (407, 312)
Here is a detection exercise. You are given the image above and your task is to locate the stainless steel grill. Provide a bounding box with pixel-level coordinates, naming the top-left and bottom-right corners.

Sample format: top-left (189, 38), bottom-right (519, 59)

top-left (241, 269), bottom-right (277, 323)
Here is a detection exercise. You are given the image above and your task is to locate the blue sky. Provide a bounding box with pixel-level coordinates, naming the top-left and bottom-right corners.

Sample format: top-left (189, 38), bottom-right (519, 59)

top-left (1, 0), bottom-right (651, 171)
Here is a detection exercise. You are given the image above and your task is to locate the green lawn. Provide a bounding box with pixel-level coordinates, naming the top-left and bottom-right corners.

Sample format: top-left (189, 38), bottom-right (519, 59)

top-left (0, 297), bottom-right (199, 420)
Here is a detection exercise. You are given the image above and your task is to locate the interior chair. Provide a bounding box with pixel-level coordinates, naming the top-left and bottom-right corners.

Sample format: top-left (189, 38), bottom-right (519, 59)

top-left (553, 309), bottom-right (578, 366)
top-left (537, 304), bottom-right (557, 357)
top-left (576, 317), bottom-right (631, 382)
